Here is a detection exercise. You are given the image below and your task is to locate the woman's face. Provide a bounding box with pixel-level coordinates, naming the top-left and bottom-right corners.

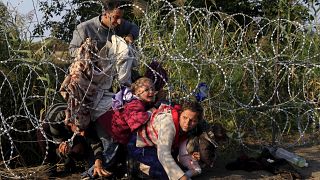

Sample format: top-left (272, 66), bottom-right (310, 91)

top-left (179, 109), bottom-right (199, 132)
top-left (135, 81), bottom-right (156, 103)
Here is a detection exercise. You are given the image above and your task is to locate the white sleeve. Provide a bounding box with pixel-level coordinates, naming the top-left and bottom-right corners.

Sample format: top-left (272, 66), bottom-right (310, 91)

top-left (156, 112), bottom-right (185, 180)
top-left (110, 35), bottom-right (132, 85)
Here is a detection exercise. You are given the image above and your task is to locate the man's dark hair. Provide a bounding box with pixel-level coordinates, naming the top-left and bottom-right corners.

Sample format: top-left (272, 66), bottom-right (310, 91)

top-left (103, 0), bottom-right (130, 11)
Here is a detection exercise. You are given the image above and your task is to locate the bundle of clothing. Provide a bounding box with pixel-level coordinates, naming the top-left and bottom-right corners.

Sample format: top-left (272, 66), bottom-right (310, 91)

top-left (60, 35), bottom-right (136, 126)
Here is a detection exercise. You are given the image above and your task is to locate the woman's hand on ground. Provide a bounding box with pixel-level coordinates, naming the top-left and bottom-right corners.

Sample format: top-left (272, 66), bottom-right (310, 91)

top-left (93, 159), bottom-right (112, 177)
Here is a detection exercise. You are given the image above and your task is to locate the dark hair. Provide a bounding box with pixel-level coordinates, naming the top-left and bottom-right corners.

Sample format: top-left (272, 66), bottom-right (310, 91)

top-left (181, 101), bottom-right (203, 122)
top-left (144, 60), bottom-right (168, 91)
top-left (103, 0), bottom-right (129, 11)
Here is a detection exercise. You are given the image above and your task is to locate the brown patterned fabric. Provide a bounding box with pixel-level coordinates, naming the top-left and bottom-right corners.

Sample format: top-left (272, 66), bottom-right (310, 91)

top-left (60, 38), bottom-right (100, 129)
top-left (61, 35), bottom-right (135, 129)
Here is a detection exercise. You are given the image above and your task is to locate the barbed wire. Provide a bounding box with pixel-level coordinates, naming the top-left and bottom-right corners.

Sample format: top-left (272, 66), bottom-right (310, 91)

top-left (1, 0), bottom-right (320, 178)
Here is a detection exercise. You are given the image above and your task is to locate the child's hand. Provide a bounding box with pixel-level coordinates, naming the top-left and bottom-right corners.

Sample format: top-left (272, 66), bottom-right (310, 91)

top-left (192, 152), bottom-right (200, 161)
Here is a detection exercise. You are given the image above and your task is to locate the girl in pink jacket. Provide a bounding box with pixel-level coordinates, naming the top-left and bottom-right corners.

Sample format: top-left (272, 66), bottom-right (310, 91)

top-left (97, 77), bottom-right (156, 144)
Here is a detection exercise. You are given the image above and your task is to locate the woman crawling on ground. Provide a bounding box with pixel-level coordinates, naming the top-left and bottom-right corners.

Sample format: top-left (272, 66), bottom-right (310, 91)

top-left (127, 100), bottom-right (203, 180)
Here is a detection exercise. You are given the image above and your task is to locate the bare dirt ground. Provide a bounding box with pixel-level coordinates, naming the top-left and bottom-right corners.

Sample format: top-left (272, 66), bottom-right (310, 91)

top-left (1, 144), bottom-right (320, 180)
top-left (196, 144), bottom-right (320, 180)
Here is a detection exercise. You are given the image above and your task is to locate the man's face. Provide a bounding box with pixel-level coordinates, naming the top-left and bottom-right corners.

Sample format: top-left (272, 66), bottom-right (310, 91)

top-left (179, 109), bottom-right (199, 132)
top-left (105, 8), bottom-right (123, 29)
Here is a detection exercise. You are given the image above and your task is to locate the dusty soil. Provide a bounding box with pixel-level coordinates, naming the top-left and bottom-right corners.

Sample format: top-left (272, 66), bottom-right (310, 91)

top-left (1, 144), bottom-right (320, 179)
top-left (196, 144), bottom-right (320, 180)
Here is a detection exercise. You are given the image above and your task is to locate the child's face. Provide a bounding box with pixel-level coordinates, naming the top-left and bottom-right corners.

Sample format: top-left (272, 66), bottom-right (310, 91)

top-left (136, 81), bottom-right (156, 103)
top-left (179, 109), bottom-right (199, 132)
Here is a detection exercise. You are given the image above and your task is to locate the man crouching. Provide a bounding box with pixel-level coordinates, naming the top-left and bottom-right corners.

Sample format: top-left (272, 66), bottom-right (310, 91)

top-left (37, 103), bottom-right (111, 178)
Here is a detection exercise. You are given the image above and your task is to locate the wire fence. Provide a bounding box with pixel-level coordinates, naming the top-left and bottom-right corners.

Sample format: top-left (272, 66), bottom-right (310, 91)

top-left (1, 0), bottom-right (320, 178)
